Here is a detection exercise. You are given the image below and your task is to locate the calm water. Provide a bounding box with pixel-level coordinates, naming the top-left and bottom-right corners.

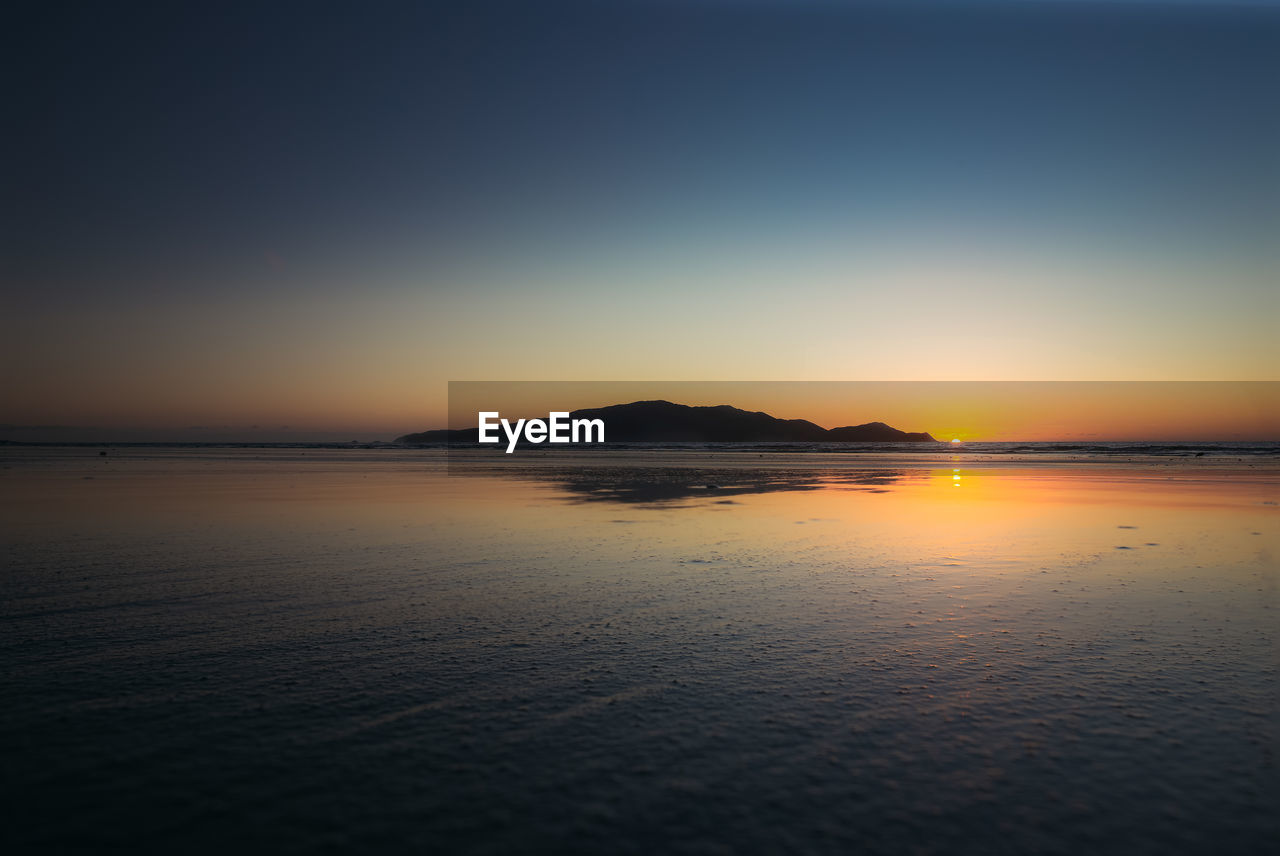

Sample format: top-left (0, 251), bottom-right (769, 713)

top-left (2, 447), bottom-right (1276, 854)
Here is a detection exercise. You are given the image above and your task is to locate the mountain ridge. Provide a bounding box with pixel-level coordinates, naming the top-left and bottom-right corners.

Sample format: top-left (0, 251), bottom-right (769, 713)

top-left (397, 400), bottom-right (936, 444)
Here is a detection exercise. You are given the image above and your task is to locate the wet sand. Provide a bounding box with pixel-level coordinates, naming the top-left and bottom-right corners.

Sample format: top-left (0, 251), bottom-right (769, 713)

top-left (2, 447), bottom-right (1276, 853)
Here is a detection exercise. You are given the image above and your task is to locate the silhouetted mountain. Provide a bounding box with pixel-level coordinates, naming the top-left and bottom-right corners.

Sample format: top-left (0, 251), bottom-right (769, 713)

top-left (396, 400), bottom-right (936, 445)
top-left (827, 421), bottom-right (936, 442)
top-left (570, 400), bottom-right (829, 442)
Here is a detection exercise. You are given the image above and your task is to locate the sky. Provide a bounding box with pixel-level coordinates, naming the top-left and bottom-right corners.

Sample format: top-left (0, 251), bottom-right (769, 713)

top-left (3, 0), bottom-right (1278, 440)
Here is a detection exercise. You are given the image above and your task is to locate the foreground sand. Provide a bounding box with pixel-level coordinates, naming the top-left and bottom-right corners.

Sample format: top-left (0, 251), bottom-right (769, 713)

top-left (2, 447), bottom-right (1276, 853)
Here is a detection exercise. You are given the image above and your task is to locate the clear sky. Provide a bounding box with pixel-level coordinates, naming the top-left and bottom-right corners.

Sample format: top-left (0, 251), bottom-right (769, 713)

top-left (4, 1), bottom-right (1278, 440)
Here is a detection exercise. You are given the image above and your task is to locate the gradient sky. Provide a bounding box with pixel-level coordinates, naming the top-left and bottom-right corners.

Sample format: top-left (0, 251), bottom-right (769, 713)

top-left (4, 1), bottom-right (1278, 439)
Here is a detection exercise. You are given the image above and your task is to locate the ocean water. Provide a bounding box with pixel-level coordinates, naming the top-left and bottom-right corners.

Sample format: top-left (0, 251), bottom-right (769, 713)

top-left (2, 446), bottom-right (1276, 854)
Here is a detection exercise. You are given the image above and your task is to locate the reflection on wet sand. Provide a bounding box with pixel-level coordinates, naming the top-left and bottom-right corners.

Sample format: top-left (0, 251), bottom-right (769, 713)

top-left (454, 463), bottom-right (911, 505)
top-left (1, 447), bottom-right (1276, 854)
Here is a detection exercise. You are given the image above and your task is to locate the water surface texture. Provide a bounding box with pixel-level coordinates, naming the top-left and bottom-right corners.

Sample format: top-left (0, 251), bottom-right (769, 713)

top-left (2, 448), bottom-right (1276, 854)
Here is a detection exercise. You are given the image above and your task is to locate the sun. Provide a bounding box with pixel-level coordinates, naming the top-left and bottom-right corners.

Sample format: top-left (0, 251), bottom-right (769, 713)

top-left (950, 438), bottom-right (962, 444)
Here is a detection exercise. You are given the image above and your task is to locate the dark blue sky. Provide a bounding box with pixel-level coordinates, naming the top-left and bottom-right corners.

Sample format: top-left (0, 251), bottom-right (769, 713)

top-left (4, 1), bottom-right (1278, 434)
top-left (9, 1), bottom-right (1277, 286)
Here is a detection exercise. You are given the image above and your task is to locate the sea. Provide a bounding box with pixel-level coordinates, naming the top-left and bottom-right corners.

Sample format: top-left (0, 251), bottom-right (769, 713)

top-left (2, 443), bottom-right (1276, 853)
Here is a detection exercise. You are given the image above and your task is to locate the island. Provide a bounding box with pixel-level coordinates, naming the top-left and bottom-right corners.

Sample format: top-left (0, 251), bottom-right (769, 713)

top-left (396, 400), bottom-right (936, 444)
